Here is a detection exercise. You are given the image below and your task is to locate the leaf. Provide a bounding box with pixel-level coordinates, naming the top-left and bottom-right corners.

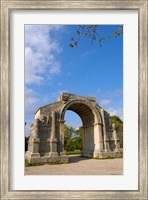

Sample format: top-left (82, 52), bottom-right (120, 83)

top-left (77, 30), bottom-right (81, 36)
top-left (74, 42), bottom-right (78, 46)
top-left (69, 25), bottom-right (122, 48)
top-left (70, 44), bottom-right (74, 48)
top-left (99, 37), bottom-right (104, 43)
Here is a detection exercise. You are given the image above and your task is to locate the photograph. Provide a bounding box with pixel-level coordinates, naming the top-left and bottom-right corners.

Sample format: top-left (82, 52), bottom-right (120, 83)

top-left (0, 0), bottom-right (147, 199)
top-left (24, 24), bottom-right (123, 175)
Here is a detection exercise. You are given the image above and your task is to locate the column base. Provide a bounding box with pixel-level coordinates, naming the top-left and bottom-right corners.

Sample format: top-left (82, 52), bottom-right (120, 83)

top-left (60, 151), bottom-right (67, 156)
top-left (114, 148), bottom-right (123, 153)
top-left (95, 150), bottom-right (123, 159)
top-left (25, 151), bottom-right (41, 164)
top-left (59, 151), bottom-right (68, 163)
top-left (81, 150), bottom-right (93, 158)
top-left (93, 150), bottom-right (102, 158)
top-left (25, 151), bottom-right (40, 157)
top-left (49, 152), bottom-right (59, 157)
top-left (104, 148), bottom-right (112, 153)
top-left (25, 151), bottom-right (68, 164)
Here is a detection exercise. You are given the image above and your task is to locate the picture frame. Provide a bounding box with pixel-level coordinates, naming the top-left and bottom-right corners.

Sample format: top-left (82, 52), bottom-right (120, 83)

top-left (0, 0), bottom-right (147, 199)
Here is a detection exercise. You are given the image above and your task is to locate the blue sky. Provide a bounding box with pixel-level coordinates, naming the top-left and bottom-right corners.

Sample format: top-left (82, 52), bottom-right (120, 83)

top-left (25, 25), bottom-right (123, 136)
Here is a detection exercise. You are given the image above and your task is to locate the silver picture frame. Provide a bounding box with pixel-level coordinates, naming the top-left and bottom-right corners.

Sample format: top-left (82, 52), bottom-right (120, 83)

top-left (0, 0), bottom-right (147, 199)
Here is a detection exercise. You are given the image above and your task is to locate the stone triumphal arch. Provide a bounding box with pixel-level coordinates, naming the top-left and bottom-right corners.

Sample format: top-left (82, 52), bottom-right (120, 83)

top-left (26, 93), bottom-right (122, 164)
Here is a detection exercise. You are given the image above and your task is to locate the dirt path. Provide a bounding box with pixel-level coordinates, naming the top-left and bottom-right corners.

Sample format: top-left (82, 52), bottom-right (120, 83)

top-left (25, 155), bottom-right (123, 175)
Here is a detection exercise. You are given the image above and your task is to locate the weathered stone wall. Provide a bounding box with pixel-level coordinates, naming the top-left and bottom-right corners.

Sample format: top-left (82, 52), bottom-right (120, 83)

top-left (25, 92), bottom-right (122, 164)
top-left (82, 125), bottom-right (94, 157)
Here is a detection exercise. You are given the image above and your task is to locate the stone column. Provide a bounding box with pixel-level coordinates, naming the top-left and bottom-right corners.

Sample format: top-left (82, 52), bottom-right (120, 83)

top-left (100, 109), bottom-right (111, 152)
top-left (103, 134), bottom-right (110, 152)
top-left (93, 123), bottom-right (104, 157)
top-left (25, 119), bottom-right (40, 163)
top-left (49, 111), bottom-right (58, 157)
top-left (51, 111), bottom-right (56, 138)
top-left (59, 119), bottom-right (66, 156)
top-left (32, 119), bottom-right (40, 154)
top-left (81, 126), bottom-right (85, 157)
top-left (97, 124), bottom-right (104, 152)
top-left (112, 123), bottom-right (120, 152)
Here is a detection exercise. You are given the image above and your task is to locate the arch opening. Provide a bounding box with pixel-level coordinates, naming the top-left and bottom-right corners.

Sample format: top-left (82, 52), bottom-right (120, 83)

top-left (61, 100), bottom-right (98, 125)
top-left (65, 110), bottom-right (82, 129)
top-left (64, 111), bottom-right (83, 154)
top-left (61, 101), bottom-right (96, 158)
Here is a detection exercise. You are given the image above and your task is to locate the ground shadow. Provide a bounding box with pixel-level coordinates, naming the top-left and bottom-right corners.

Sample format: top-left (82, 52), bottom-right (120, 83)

top-left (68, 155), bottom-right (92, 163)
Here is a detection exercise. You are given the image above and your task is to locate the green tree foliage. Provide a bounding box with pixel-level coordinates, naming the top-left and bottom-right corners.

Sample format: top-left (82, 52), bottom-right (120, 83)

top-left (69, 25), bottom-right (123, 48)
top-left (110, 115), bottom-right (123, 148)
top-left (25, 136), bottom-right (29, 152)
top-left (64, 125), bottom-right (83, 151)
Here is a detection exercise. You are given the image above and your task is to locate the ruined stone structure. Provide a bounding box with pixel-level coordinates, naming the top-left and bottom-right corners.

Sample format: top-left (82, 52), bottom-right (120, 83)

top-left (25, 93), bottom-right (122, 164)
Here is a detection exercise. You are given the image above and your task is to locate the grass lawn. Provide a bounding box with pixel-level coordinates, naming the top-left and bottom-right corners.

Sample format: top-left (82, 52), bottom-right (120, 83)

top-left (66, 150), bottom-right (81, 155)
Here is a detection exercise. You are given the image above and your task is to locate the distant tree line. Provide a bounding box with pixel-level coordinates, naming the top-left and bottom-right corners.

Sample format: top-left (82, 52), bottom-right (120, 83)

top-left (110, 115), bottom-right (123, 148)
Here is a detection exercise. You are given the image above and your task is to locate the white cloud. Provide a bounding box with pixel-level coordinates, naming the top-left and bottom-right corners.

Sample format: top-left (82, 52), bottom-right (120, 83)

top-left (25, 87), bottom-right (53, 116)
top-left (107, 107), bottom-right (123, 120)
top-left (49, 62), bottom-right (61, 74)
top-left (51, 90), bottom-right (68, 101)
top-left (94, 88), bottom-right (123, 119)
top-left (25, 87), bottom-right (52, 136)
top-left (107, 89), bottom-right (123, 97)
top-left (25, 87), bottom-right (40, 116)
top-left (25, 25), bottom-right (63, 85)
top-left (99, 99), bottom-right (111, 106)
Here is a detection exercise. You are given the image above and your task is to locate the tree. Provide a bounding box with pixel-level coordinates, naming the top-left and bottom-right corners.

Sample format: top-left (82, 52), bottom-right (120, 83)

top-left (69, 25), bottom-right (123, 48)
top-left (64, 125), bottom-right (83, 151)
top-left (25, 136), bottom-right (29, 152)
top-left (110, 115), bottom-right (123, 148)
